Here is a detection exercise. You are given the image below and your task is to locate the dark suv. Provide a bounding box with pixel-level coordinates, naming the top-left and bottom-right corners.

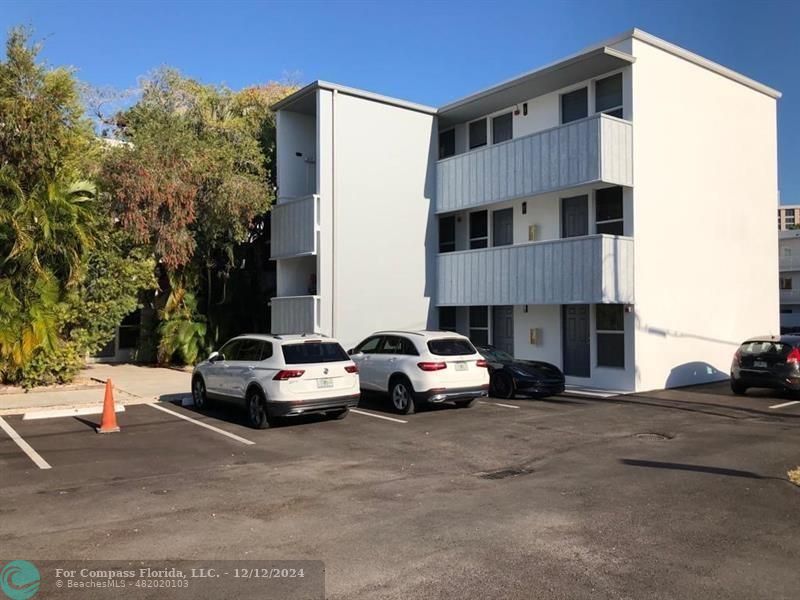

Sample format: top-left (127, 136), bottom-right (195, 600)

top-left (730, 335), bottom-right (800, 395)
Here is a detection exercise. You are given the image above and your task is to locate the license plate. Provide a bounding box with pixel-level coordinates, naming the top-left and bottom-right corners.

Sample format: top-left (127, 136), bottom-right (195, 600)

top-left (454, 362), bottom-right (468, 371)
top-left (316, 378), bottom-right (333, 389)
top-left (753, 360), bottom-right (768, 368)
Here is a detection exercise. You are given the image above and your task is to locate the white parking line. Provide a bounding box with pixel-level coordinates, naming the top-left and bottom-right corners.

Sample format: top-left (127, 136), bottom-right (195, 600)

top-left (479, 400), bottom-right (520, 409)
top-left (23, 404), bottom-right (125, 421)
top-left (0, 416), bottom-right (52, 470)
top-left (350, 408), bottom-right (408, 424)
top-left (769, 400), bottom-right (800, 409)
top-left (147, 403), bottom-right (255, 445)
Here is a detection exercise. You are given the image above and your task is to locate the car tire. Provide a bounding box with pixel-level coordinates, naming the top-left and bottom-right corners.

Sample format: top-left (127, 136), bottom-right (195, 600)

top-left (328, 408), bottom-right (349, 420)
top-left (455, 398), bottom-right (477, 408)
top-left (730, 379), bottom-right (747, 396)
top-left (246, 388), bottom-right (271, 429)
top-left (491, 372), bottom-right (515, 399)
top-left (192, 375), bottom-right (209, 409)
top-left (389, 377), bottom-right (416, 415)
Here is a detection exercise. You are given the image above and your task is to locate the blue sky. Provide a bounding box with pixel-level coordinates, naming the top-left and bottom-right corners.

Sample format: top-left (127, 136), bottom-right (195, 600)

top-left (4, 0), bottom-right (799, 202)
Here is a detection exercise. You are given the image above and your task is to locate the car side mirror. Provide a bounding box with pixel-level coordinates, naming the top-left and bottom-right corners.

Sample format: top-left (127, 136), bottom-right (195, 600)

top-left (208, 351), bottom-right (221, 363)
top-left (347, 349), bottom-right (355, 355)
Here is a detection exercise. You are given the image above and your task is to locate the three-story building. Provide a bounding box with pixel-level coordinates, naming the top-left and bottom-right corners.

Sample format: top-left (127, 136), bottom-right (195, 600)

top-left (269, 28), bottom-right (780, 392)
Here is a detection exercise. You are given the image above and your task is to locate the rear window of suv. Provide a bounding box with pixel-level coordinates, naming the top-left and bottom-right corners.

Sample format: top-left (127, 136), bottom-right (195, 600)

top-left (427, 338), bottom-right (476, 356)
top-left (282, 342), bottom-right (349, 364)
top-left (740, 341), bottom-right (788, 356)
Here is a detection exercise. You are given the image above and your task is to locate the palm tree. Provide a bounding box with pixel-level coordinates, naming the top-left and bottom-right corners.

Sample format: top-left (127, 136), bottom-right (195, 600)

top-left (0, 168), bottom-right (99, 378)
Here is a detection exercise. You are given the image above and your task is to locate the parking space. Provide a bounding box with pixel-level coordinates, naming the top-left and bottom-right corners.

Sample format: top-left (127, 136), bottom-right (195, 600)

top-left (1, 385), bottom-right (798, 599)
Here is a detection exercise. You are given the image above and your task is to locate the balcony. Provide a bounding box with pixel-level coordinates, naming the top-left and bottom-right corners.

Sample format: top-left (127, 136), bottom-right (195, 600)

top-left (437, 235), bottom-right (634, 306)
top-left (270, 194), bottom-right (319, 259)
top-left (779, 255), bottom-right (800, 272)
top-left (271, 295), bottom-right (321, 335)
top-left (436, 114), bottom-right (633, 213)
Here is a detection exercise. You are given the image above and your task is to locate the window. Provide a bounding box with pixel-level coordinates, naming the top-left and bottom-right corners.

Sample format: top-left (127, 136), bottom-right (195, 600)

top-left (780, 277), bottom-right (793, 290)
top-left (596, 305), bottom-right (624, 368)
top-left (469, 118), bottom-right (487, 149)
top-left (439, 215), bottom-right (456, 253)
top-left (355, 336), bottom-right (383, 354)
top-left (469, 211), bottom-right (488, 249)
top-left (595, 73), bottom-right (623, 118)
top-left (235, 339), bottom-right (272, 361)
top-left (469, 306), bottom-right (489, 346)
top-left (439, 307), bottom-right (457, 332)
top-left (118, 310), bottom-right (141, 350)
top-left (381, 336), bottom-right (419, 356)
top-left (492, 112), bottom-right (513, 144)
top-left (439, 129), bottom-right (455, 159)
top-left (595, 187), bottom-right (624, 235)
top-left (427, 338), bottom-right (477, 356)
top-left (218, 340), bottom-right (241, 361)
top-left (282, 342), bottom-right (349, 364)
top-left (561, 87), bottom-right (588, 124)
top-left (787, 214), bottom-right (796, 225)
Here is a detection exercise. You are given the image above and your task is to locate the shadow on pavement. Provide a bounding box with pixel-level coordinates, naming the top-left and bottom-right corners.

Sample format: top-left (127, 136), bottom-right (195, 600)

top-left (620, 458), bottom-right (786, 482)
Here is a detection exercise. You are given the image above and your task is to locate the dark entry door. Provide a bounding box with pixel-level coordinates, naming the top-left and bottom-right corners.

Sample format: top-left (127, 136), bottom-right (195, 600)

top-left (492, 207), bottom-right (514, 246)
top-left (561, 195), bottom-right (588, 238)
top-left (492, 306), bottom-right (514, 356)
top-left (562, 305), bottom-right (590, 377)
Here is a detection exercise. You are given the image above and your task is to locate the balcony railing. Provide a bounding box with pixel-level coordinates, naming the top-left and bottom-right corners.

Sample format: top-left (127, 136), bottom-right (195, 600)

top-left (780, 289), bottom-right (800, 303)
top-left (271, 194), bottom-right (319, 259)
top-left (437, 235), bottom-right (634, 306)
top-left (271, 295), bottom-right (320, 334)
top-left (436, 114), bottom-right (633, 213)
top-left (779, 255), bottom-right (800, 272)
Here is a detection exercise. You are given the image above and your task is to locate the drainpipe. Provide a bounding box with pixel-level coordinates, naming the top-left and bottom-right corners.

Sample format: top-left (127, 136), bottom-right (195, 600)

top-left (330, 89), bottom-right (337, 338)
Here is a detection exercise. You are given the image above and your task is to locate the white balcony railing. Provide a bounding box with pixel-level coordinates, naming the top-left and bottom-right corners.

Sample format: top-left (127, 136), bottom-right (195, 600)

top-left (436, 114), bottom-right (633, 213)
top-left (271, 295), bottom-right (321, 335)
top-left (437, 234), bottom-right (634, 306)
top-left (779, 255), bottom-right (800, 272)
top-left (271, 194), bottom-right (319, 259)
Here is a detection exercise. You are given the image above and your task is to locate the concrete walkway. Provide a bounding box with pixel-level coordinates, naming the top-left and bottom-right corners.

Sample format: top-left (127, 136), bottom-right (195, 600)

top-left (0, 364), bottom-right (192, 416)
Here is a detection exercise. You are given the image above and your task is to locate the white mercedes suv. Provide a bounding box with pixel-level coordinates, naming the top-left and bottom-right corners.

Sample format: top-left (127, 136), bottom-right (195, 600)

top-left (349, 331), bottom-right (490, 414)
top-left (192, 334), bottom-right (360, 429)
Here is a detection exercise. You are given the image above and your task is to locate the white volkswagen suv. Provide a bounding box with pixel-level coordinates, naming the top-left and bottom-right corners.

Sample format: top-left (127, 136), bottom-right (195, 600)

top-left (349, 331), bottom-right (489, 414)
top-left (192, 334), bottom-right (360, 429)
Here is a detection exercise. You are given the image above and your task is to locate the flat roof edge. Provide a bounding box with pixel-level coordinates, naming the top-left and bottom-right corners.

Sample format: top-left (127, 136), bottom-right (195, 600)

top-left (271, 80), bottom-right (437, 114)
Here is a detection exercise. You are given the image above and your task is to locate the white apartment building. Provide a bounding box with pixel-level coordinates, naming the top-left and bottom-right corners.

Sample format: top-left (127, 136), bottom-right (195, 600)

top-left (779, 230), bottom-right (800, 332)
top-left (778, 204), bottom-right (800, 231)
top-left (269, 28), bottom-right (780, 392)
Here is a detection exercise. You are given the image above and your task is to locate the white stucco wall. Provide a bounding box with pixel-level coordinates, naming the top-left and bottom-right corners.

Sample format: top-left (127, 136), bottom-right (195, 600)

top-left (327, 92), bottom-right (437, 350)
top-left (630, 38), bottom-right (779, 391)
top-left (276, 110), bottom-right (316, 200)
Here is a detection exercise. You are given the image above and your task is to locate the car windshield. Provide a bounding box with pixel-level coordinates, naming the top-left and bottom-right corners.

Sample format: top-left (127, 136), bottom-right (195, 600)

top-left (427, 338), bottom-right (476, 356)
top-left (282, 342), bottom-right (349, 364)
top-left (481, 347), bottom-right (514, 362)
top-left (740, 341), bottom-right (789, 356)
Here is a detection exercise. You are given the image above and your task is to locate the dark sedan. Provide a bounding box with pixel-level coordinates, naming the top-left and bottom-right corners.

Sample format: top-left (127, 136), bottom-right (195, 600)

top-left (730, 335), bottom-right (800, 395)
top-left (477, 345), bottom-right (565, 399)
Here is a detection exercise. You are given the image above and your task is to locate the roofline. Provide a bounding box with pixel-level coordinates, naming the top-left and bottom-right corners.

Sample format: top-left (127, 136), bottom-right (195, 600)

top-left (438, 46), bottom-right (635, 114)
top-left (270, 80), bottom-right (437, 115)
top-left (604, 28), bottom-right (781, 99)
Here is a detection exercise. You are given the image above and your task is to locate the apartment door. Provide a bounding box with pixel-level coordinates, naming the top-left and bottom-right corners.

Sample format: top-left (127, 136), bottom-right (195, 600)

top-left (492, 306), bottom-right (514, 356)
top-left (561, 195), bottom-right (588, 238)
top-left (562, 305), bottom-right (590, 378)
top-left (492, 208), bottom-right (514, 246)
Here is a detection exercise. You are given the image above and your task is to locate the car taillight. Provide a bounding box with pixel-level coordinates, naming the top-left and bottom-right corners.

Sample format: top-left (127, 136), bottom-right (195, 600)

top-left (787, 348), bottom-right (800, 365)
top-left (417, 361), bottom-right (447, 371)
top-left (476, 359), bottom-right (488, 368)
top-left (732, 350), bottom-right (741, 366)
top-left (345, 365), bottom-right (359, 374)
top-left (273, 369), bottom-right (305, 381)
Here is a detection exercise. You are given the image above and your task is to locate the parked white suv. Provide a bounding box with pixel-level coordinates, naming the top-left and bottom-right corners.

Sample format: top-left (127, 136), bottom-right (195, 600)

top-left (192, 334), bottom-right (360, 429)
top-left (349, 331), bottom-right (489, 414)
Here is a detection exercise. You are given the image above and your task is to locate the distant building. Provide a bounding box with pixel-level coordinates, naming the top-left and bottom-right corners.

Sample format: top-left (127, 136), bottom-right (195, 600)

top-left (778, 205), bottom-right (800, 231)
top-left (779, 229), bottom-right (800, 332)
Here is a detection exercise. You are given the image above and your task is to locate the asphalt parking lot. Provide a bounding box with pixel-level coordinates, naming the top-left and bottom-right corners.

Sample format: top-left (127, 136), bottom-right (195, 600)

top-left (1, 382), bottom-right (799, 599)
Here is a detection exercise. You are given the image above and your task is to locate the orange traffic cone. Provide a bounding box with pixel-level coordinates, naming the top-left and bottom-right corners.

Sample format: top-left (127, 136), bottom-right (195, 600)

top-left (97, 379), bottom-right (120, 434)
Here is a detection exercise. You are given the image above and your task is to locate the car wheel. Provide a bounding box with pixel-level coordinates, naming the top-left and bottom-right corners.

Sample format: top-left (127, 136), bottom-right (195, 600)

top-left (455, 398), bottom-right (477, 408)
top-left (390, 378), bottom-right (416, 415)
top-left (491, 372), bottom-right (515, 399)
top-left (328, 408), bottom-right (349, 420)
top-left (730, 379), bottom-right (747, 396)
top-left (246, 388), bottom-right (270, 429)
top-left (192, 376), bottom-right (208, 409)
